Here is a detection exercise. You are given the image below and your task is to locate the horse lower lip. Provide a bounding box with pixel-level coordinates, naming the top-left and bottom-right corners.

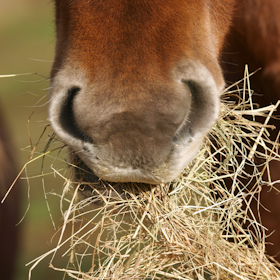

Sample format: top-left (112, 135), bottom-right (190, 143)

top-left (71, 153), bottom-right (158, 200)
top-left (71, 155), bottom-right (117, 201)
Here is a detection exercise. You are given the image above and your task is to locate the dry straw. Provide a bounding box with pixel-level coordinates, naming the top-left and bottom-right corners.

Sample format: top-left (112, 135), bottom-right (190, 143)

top-left (14, 67), bottom-right (280, 279)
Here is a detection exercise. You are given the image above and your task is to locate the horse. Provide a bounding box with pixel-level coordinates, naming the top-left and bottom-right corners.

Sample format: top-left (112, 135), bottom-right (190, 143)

top-left (49, 0), bottom-right (280, 261)
top-left (0, 103), bottom-right (20, 280)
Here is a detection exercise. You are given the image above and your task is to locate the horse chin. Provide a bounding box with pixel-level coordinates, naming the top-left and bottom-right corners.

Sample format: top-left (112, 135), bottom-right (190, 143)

top-left (71, 153), bottom-right (155, 205)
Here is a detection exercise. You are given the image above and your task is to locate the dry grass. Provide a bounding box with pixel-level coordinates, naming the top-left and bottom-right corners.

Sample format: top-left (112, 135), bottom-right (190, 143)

top-left (9, 67), bottom-right (280, 279)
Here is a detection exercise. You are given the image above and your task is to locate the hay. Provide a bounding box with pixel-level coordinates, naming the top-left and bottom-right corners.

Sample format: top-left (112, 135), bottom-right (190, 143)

top-left (23, 67), bottom-right (280, 279)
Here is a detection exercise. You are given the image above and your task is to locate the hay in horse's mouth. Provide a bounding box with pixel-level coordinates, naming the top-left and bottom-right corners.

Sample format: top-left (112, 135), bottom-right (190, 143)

top-left (71, 152), bottom-right (161, 205)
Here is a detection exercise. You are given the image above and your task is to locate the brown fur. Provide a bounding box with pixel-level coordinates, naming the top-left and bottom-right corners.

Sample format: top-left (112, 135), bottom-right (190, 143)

top-left (50, 0), bottom-right (280, 261)
top-left (52, 0), bottom-right (234, 86)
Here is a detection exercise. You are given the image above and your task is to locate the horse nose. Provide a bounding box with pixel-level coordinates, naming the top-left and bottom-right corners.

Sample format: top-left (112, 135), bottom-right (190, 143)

top-left (48, 61), bottom-right (220, 184)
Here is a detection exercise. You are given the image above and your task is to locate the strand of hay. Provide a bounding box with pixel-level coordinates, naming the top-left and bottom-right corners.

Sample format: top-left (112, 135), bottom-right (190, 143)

top-left (24, 68), bottom-right (280, 279)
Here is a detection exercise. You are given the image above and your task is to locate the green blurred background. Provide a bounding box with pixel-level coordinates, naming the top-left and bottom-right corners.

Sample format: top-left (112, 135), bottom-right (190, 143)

top-left (0, 1), bottom-right (68, 279)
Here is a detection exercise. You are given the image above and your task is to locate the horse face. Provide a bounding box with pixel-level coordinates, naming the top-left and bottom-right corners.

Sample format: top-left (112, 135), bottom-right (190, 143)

top-left (49, 0), bottom-right (234, 184)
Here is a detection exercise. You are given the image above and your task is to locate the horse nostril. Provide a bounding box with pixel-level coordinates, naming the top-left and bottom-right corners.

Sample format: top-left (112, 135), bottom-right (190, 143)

top-left (182, 78), bottom-right (219, 135)
top-left (59, 86), bottom-right (93, 143)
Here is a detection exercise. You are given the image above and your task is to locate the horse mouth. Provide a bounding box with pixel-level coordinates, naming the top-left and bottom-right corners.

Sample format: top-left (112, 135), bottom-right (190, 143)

top-left (71, 153), bottom-right (158, 205)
